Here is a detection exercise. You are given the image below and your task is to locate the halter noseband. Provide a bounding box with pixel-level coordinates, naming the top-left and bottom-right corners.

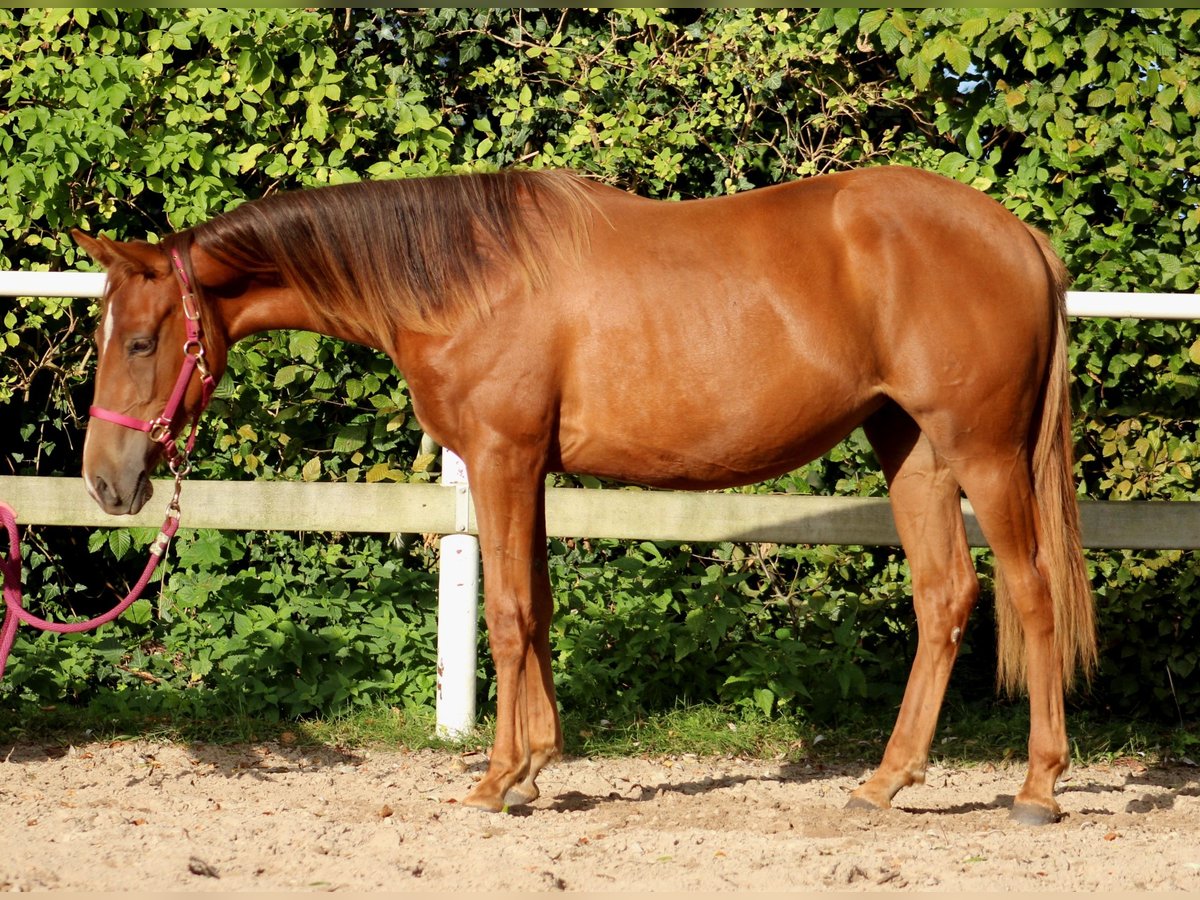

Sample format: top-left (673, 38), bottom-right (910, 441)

top-left (88, 247), bottom-right (217, 473)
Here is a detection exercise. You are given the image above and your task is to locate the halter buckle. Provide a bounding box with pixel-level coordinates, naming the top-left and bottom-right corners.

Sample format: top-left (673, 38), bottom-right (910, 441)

top-left (181, 291), bottom-right (201, 321)
top-left (147, 419), bottom-right (172, 444)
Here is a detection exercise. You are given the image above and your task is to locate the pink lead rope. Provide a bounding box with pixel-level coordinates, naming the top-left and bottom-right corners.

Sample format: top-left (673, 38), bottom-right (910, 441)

top-left (0, 499), bottom-right (181, 679)
top-left (0, 245), bottom-right (214, 680)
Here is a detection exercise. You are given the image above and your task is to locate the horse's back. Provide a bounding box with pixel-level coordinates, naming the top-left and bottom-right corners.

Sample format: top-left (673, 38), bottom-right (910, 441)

top-left (573, 166), bottom-right (1051, 339)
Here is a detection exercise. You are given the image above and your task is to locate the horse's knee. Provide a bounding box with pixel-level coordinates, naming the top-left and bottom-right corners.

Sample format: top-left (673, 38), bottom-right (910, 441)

top-left (484, 607), bottom-right (535, 660)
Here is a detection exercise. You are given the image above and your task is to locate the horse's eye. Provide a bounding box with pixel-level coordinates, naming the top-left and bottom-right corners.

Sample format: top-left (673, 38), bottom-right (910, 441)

top-left (127, 337), bottom-right (157, 356)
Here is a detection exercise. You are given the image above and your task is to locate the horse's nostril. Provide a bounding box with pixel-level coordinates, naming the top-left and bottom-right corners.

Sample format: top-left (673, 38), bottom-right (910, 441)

top-left (91, 475), bottom-right (119, 509)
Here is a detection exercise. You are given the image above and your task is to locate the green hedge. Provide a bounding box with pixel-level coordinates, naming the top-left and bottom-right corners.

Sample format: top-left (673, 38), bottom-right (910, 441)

top-left (1, 8), bottom-right (1198, 724)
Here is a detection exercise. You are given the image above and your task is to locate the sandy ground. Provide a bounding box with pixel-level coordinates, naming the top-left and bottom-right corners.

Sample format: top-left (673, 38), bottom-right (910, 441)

top-left (1, 738), bottom-right (1198, 892)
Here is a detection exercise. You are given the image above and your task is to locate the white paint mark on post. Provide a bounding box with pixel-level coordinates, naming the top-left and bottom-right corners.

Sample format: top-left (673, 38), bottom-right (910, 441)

top-left (436, 446), bottom-right (480, 739)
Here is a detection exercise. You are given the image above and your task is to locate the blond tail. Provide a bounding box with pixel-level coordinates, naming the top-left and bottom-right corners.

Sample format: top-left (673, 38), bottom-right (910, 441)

top-left (995, 226), bottom-right (1097, 695)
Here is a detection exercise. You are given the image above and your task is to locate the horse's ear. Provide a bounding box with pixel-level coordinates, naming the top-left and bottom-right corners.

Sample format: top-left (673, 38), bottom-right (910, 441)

top-left (71, 229), bottom-right (119, 268)
top-left (71, 229), bottom-right (168, 278)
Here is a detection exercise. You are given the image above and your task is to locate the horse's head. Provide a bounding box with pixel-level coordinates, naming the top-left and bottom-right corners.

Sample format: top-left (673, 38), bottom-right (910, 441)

top-left (72, 231), bottom-right (227, 515)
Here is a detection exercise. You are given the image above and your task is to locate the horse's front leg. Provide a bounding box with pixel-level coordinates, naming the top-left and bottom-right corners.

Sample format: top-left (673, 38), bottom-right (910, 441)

top-left (500, 537), bottom-right (561, 808)
top-left (461, 461), bottom-right (560, 811)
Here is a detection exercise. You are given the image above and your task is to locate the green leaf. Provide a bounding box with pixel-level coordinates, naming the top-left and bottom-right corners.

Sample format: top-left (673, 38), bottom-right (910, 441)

top-left (333, 425), bottom-right (368, 454)
top-left (1083, 27), bottom-right (1108, 58)
top-left (274, 365), bottom-right (303, 389)
top-left (833, 7), bottom-right (860, 35)
top-left (301, 456), bottom-right (322, 482)
top-left (877, 18), bottom-right (905, 52)
top-left (943, 37), bottom-right (971, 75)
top-left (858, 8), bottom-right (887, 35)
top-left (108, 529), bottom-right (132, 560)
top-left (938, 152), bottom-right (968, 175)
top-left (365, 462), bottom-right (397, 483)
top-left (958, 17), bottom-right (990, 41)
top-left (1183, 83), bottom-right (1200, 118)
top-left (126, 598), bottom-right (152, 625)
top-left (964, 127), bottom-right (982, 159)
top-left (910, 50), bottom-right (933, 90)
top-left (753, 687), bottom-right (775, 716)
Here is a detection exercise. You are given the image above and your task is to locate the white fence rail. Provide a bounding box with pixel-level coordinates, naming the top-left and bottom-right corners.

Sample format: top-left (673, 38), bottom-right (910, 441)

top-left (1, 476), bottom-right (1199, 550)
top-left (6, 270), bottom-right (1199, 317)
top-left (3, 272), bottom-right (1200, 735)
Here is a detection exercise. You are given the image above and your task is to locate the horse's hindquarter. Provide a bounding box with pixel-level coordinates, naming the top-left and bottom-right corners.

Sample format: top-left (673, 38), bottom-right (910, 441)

top-left (551, 168), bottom-right (1056, 489)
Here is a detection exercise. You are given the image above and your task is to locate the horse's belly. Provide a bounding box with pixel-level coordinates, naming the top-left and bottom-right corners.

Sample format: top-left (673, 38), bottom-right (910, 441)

top-left (554, 387), bottom-right (882, 490)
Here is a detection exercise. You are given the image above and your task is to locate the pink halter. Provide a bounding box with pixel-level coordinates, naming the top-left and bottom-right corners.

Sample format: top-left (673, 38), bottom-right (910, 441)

top-left (88, 247), bottom-right (217, 471)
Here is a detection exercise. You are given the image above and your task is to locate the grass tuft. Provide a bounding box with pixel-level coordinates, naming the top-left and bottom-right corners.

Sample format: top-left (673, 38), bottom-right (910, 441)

top-left (0, 700), bottom-right (1194, 772)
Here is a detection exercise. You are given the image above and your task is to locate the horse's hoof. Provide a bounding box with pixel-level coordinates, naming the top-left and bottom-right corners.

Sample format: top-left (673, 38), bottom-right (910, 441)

top-left (461, 787), bottom-right (505, 813)
top-left (504, 782), bottom-right (540, 807)
top-left (1010, 800), bottom-right (1062, 826)
top-left (844, 794), bottom-right (887, 812)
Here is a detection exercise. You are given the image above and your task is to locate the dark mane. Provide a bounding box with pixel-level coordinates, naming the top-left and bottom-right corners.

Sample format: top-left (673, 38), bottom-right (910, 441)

top-left (186, 169), bottom-right (594, 336)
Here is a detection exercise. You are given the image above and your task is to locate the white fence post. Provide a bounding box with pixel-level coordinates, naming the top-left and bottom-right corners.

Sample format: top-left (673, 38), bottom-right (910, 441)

top-left (435, 447), bottom-right (480, 738)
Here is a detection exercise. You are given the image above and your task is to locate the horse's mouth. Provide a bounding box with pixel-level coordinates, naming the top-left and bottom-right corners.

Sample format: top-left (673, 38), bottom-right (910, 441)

top-left (128, 471), bottom-right (154, 514)
top-left (88, 470), bottom-right (154, 516)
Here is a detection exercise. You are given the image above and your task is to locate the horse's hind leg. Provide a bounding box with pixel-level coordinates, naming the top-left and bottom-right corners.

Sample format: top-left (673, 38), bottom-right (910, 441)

top-left (848, 406), bottom-right (979, 811)
top-left (950, 450), bottom-right (1069, 824)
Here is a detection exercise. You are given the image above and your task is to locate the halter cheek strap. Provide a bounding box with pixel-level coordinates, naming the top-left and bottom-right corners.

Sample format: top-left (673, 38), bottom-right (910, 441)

top-left (88, 248), bottom-right (217, 470)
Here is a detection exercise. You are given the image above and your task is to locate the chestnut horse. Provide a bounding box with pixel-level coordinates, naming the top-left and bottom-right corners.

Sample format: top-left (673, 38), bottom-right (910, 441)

top-left (73, 165), bottom-right (1095, 824)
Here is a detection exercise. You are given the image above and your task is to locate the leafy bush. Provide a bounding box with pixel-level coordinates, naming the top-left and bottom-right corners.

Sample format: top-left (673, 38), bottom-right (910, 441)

top-left (1, 8), bottom-right (1198, 725)
top-left (9, 528), bottom-right (439, 721)
top-left (548, 537), bottom-right (909, 721)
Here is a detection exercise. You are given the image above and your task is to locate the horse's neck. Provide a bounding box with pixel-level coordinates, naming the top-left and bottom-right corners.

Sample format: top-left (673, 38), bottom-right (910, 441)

top-left (217, 285), bottom-right (383, 350)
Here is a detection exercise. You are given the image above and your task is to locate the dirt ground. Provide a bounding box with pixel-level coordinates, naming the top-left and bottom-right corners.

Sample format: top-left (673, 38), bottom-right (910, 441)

top-left (1, 738), bottom-right (1198, 893)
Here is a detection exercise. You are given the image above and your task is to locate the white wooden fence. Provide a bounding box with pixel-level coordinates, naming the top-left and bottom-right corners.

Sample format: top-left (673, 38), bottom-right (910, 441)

top-left (2, 273), bottom-right (1199, 735)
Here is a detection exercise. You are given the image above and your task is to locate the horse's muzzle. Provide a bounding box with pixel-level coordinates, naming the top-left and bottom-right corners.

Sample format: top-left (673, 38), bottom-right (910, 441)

top-left (87, 469), bottom-right (154, 516)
